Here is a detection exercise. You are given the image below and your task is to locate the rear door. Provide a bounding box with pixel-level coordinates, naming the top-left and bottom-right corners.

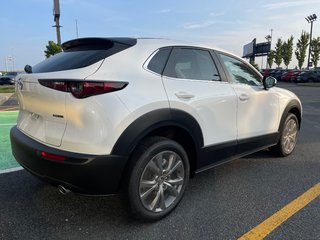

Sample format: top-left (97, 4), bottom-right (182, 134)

top-left (161, 47), bottom-right (238, 167)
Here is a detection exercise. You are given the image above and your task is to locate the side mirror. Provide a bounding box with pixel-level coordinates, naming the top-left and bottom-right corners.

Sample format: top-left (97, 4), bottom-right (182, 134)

top-left (24, 65), bottom-right (32, 74)
top-left (263, 76), bottom-right (276, 90)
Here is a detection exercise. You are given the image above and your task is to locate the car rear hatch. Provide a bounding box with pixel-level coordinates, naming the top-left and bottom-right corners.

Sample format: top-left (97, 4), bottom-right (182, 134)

top-left (16, 38), bottom-right (137, 147)
top-left (16, 68), bottom-right (101, 147)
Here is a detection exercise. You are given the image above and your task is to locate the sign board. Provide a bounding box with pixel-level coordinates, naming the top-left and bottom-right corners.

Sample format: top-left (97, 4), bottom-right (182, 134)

top-left (243, 39), bottom-right (271, 59)
top-left (243, 39), bottom-right (255, 58)
top-left (255, 42), bottom-right (271, 56)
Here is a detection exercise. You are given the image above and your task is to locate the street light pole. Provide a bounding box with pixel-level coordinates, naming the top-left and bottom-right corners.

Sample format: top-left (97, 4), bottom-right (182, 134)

top-left (306, 14), bottom-right (317, 69)
top-left (53, 0), bottom-right (62, 45)
top-left (75, 19), bottom-right (79, 38)
top-left (265, 31), bottom-right (272, 69)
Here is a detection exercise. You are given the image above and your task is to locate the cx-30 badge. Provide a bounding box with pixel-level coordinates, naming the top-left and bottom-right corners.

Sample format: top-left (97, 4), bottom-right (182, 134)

top-left (17, 78), bottom-right (23, 90)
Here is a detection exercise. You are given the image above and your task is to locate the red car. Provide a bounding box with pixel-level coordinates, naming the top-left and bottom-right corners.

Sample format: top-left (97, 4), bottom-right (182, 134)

top-left (281, 70), bottom-right (300, 82)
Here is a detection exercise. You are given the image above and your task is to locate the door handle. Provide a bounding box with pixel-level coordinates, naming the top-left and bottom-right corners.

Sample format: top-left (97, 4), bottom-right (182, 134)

top-left (239, 94), bottom-right (250, 101)
top-left (175, 91), bottom-right (195, 100)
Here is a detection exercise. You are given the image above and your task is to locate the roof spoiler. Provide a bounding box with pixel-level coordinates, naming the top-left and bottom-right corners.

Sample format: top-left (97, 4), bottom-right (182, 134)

top-left (62, 38), bottom-right (137, 51)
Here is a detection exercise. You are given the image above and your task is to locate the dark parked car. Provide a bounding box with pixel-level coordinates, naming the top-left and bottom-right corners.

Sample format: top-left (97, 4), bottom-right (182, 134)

top-left (0, 72), bottom-right (19, 85)
top-left (296, 70), bottom-right (320, 83)
top-left (273, 69), bottom-right (286, 81)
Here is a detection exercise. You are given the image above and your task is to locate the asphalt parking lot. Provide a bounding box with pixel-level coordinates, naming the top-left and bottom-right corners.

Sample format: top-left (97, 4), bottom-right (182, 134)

top-left (0, 82), bottom-right (319, 240)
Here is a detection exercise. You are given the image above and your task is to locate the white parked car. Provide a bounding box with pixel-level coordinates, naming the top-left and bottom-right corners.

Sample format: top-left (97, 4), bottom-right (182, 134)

top-left (11, 38), bottom-right (302, 221)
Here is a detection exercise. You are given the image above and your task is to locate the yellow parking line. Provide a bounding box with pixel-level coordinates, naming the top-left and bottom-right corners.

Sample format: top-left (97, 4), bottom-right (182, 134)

top-left (238, 182), bottom-right (320, 240)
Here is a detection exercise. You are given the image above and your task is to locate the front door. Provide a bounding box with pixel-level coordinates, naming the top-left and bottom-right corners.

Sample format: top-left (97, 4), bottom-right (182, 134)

top-left (216, 53), bottom-right (279, 148)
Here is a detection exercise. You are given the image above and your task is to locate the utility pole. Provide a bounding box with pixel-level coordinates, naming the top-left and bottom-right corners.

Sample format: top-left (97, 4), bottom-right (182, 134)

top-left (75, 19), bottom-right (79, 38)
top-left (306, 14), bottom-right (317, 69)
top-left (265, 31), bottom-right (272, 69)
top-left (53, 0), bottom-right (62, 45)
top-left (4, 57), bottom-right (8, 72)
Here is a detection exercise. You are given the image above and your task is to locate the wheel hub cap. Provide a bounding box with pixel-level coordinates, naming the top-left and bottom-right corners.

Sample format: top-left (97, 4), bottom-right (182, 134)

top-left (282, 118), bottom-right (298, 154)
top-left (139, 151), bottom-right (185, 213)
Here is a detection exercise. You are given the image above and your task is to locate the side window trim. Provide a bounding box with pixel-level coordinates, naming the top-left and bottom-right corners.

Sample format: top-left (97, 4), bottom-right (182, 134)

top-left (210, 50), bottom-right (229, 83)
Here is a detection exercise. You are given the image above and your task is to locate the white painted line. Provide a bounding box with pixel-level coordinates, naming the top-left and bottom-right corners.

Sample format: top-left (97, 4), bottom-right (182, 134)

top-left (0, 167), bottom-right (23, 174)
top-left (0, 123), bottom-right (16, 126)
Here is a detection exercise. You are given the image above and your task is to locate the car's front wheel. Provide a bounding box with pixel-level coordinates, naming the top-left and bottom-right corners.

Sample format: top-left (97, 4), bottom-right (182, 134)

top-left (270, 113), bottom-right (299, 157)
top-left (127, 137), bottom-right (189, 221)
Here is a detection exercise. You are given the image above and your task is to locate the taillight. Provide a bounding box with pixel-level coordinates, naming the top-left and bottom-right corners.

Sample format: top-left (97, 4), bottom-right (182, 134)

top-left (39, 80), bottom-right (128, 99)
top-left (40, 151), bottom-right (66, 161)
top-left (39, 80), bottom-right (68, 92)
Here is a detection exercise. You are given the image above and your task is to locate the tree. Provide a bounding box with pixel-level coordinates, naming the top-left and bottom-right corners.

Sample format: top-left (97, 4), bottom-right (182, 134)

top-left (282, 36), bottom-right (294, 69)
top-left (295, 31), bottom-right (309, 69)
top-left (249, 59), bottom-right (259, 70)
top-left (44, 41), bottom-right (62, 58)
top-left (267, 50), bottom-right (275, 69)
top-left (310, 37), bottom-right (320, 69)
top-left (274, 38), bottom-right (283, 68)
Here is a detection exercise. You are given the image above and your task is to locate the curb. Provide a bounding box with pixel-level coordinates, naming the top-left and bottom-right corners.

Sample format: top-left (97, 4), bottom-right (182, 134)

top-left (0, 96), bottom-right (9, 105)
top-left (297, 82), bottom-right (320, 87)
top-left (0, 93), bottom-right (14, 105)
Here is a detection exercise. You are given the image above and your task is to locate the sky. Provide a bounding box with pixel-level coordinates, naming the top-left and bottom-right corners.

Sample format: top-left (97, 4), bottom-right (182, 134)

top-left (1, 0), bottom-right (320, 71)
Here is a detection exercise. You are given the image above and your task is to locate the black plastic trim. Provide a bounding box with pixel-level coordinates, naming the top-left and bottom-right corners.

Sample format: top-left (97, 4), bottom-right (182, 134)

top-left (276, 99), bottom-right (302, 142)
top-left (111, 109), bottom-right (204, 156)
top-left (10, 126), bottom-right (127, 194)
top-left (196, 133), bottom-right (279, 173)
top-left (237, 133), bottom-right (278, 156)
top-left (279, 99), bottom-right (302, 130)
top-left (197, 140), bottom-right (237, 170)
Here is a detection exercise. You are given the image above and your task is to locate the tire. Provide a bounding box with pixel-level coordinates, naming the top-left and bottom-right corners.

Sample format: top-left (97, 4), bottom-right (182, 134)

top-left (270, 113), bottom-right (299, 157)
top-left (127, 136), bottom-right (189, 221)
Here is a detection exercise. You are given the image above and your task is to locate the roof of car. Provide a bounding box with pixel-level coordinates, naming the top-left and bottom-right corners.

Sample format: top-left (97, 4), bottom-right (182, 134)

top-left (62, 37), bottom-right (225, 53)
top-left (61, 37), bottom-right (253, 73)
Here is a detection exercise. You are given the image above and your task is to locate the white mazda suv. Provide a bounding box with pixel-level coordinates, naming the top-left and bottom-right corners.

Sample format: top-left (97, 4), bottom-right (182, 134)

top-left (11, 38), bottom-right (302, 221)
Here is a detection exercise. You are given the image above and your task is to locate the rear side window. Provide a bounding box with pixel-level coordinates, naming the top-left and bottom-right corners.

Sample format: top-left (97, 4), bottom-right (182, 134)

top-left (147, 48), bottom-right (171, 74)
top-left (32, 40), bottom-right (136, 73)
top-left (163, 48), bottom-right (220, 81)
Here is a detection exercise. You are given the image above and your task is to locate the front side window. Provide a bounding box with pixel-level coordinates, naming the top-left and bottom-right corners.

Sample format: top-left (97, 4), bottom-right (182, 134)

top-left (163, 48), bottom-right (220, 81)
top-left (218, 53), bottom-right (261, 86)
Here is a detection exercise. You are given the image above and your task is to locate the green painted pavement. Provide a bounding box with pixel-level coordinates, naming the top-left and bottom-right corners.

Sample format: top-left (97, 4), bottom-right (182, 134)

top-left (0, 111), bottom-right (19, 170)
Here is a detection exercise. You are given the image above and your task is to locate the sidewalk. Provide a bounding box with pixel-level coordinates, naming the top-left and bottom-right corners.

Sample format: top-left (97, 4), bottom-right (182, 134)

top-left (0, 111), bottom-right (19, 170)
top-left (0, 93), bottom-right (14, 105)
top-left (0, 93), bottom-right (18, 111)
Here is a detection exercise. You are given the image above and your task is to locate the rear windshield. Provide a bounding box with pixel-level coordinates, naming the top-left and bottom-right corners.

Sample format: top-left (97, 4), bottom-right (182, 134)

top-left (32, 41), bottom-right (135, 73)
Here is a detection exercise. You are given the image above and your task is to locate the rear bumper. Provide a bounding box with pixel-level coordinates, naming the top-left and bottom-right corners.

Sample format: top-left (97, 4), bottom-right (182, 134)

top-left (10, 126), bottom-right (128, 195)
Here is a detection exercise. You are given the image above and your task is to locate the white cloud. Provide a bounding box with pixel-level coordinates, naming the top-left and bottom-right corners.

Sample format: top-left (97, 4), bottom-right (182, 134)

top-left (263, 0), bottom-right (320, 10)
top-left (183, 19), bottom-right (247, 29)
top-left (210, 12), bottom-right (225, 17)
top-left (184, 21), bottom-right (216, 29)
top-left (159, 9), bottom-right (172, 13)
